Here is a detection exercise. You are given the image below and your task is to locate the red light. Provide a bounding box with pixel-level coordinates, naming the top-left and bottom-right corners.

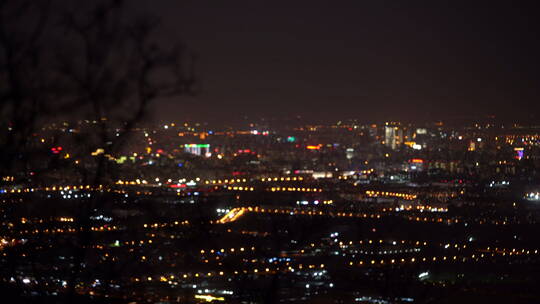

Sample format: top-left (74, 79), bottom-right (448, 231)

top-left (170, 184), bottom-right (186, 188)
top-left (410, 158), bottom-right (423, 163)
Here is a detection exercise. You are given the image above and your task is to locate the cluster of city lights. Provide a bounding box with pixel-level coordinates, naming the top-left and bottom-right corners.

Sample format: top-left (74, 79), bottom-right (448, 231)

top-left (0, 184), bottom-right (100, 195)
top-left (348, 249), bottom-right (540, 267)
top-left (365, 190), bottom-right (417, 200)
top-left (260, 176), bottom-right (304, 182)
top-left (296, 200), bottom-right (333, 205)
top-left (200, 246), bottom-right (256, 255)
top-left (216, 206), bottom-right (478, 225)
top-left (382, 205), bottom-right (448, 213)
top-left (270, 187), bottom-right (323, 192)
top-left (142, 220), bottom-right (190, 228)
top-left (217, 207), bottom-right (384, 224)
top-left (225, 186), bottom-right (255, 191)
top-left (205, 178), bottom-right (247, 185)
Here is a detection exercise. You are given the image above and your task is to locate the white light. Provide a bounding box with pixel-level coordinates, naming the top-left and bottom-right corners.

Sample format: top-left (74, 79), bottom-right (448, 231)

top-left (418, 271), bottom-right (429, 279)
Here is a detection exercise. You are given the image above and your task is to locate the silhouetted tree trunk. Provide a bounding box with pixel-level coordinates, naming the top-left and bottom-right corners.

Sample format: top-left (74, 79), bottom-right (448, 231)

top-left (1, 1), bottom-right (194, 302)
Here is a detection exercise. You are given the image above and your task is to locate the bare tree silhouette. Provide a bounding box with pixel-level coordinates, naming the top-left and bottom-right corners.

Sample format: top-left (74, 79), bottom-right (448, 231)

top-left (1, 0), bottom-right (194, 302)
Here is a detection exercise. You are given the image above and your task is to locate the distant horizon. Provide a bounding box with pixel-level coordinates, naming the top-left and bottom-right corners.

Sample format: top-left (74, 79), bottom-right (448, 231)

top-left (43, 111), bottom-right (540, 129)
top-left (146, 104), bottom-right (539, 126)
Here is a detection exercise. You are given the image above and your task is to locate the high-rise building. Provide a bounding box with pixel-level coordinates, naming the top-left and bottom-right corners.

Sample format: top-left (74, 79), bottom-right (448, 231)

top-left (184, 144), bottom-right (210, 156)
top-left (384, 122), bottom-right (402, 150)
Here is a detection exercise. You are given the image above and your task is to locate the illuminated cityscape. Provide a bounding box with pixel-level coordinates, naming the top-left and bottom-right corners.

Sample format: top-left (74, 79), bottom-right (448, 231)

top-left (2, 119), bottom-right (540, 303)
top-left (2, 1), bottom-right (540, 303)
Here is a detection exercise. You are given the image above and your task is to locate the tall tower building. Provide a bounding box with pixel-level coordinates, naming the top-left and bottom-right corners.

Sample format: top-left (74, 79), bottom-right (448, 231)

top-left (184, 144), bottom-right (210, 156)
top-left (384, 122), bottom-right (402, 150)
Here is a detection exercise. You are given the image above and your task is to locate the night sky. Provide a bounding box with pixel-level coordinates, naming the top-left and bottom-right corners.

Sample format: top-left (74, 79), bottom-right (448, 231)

top-left (131, 1), bottom-right (540, 123)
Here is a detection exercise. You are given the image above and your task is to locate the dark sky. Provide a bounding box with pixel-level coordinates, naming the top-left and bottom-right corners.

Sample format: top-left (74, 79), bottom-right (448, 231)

top-left (131, 1), bottom-right (540, 123)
